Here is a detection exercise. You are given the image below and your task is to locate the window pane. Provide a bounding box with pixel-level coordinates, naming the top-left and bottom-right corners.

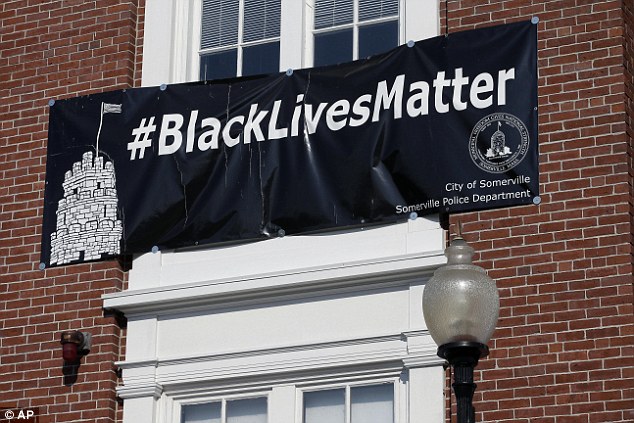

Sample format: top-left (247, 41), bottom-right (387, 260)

top-left (358, 20), bottom-right (398, 59)
top-left (351, 384), bottom-right (394, 423)
top-left (243, 0), bottom-right (281, 42)
top-left (358, 0), bottom-right (398, 22)
top-left (200, 49), bottom-right (238, 80)
top-left (201, 0), bottom-right (239, 49)
top-left (242, 41), bottom-right (280, 76)
top-left (303, 389), bottom-right (345, 423)
top-left (314, 0), bottom-right (354, 29)
top-left (226, 397), bottom-right (267, 423)
top-left (314, 29), bottom-right (353, 66)
top-left (181, 402), bottom-right (221, 423)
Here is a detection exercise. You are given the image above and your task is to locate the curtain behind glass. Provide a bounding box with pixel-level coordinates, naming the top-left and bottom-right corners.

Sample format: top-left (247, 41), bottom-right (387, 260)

top-left (303, 389), bottom-right (345, 423)
top-left (350, 384), bottom-right (394, 423)
top-left (181, 402), bottom-right (221, 423)
top-left (226, 398), bottom-right (268, 423)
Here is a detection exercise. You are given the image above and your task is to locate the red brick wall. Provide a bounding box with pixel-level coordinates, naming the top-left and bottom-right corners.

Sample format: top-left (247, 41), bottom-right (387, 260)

top-left (442, 1), bottom-right (634, 422)
top-left (625, 0), bottom-right (634, 284)
top-left (0, 1), bottom-right (140, 422)
top-left (3, 1), bottom-right (633, 423)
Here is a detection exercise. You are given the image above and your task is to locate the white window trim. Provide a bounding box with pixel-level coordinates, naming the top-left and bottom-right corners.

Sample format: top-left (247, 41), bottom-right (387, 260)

top-left (296, 378), bottom-right (402, 423)
top-left (308, 0), bottom-right (399, 67)
top-left (198, 0), bottom-right (283, 78)
top-left (141, 0), bottom-right (438, 86)
top-left (175, 390), bottom-right (271, 423)
top-left (162, 374), bottom-right (418, 423)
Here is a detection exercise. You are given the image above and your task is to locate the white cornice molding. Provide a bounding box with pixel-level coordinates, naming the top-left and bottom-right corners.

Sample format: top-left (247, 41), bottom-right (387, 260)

top-left (117, 383), bottom-right (163, 399)
top-left (117, 331), bottom-right (444, 394)
top-left (103, 250), bottom-right (445, 315)
top-left (119, 335), bottom-right (443, 398)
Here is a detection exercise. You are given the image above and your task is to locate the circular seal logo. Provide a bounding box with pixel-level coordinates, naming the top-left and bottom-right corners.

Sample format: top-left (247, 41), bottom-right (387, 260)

top-left (468, 113), bottom-right (530, 174)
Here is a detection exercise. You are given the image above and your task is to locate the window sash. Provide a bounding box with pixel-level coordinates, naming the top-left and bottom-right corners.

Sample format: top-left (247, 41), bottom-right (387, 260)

top-left (302, 382), bottom-right (395, 423)
top-left (312, 0), bottom-right (399, 64)
top-left (200, 0), bottom-right (281, 78)
top-left (358, 0), bottom-right (398, 22)
top-left (201, 0), bottom-right (240, 49)
top-left (243, 0), bottom-right (281, 42)
top-left (181, 397), bottom-right (268, 423)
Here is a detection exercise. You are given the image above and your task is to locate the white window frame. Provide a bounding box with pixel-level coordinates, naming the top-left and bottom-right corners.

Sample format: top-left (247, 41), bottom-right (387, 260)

top-left (307, 0), bottom-right (400, 67)
top-left (172, 390), bottom-right (271, 423)
top-left (297, 378), bottom-right (402, 423)
top-left (198, 0), bottom-right (282, 79)
top-left (141, 0), bottom-right (438, 86)
top-left (164, 375), bottom-right (408, 423)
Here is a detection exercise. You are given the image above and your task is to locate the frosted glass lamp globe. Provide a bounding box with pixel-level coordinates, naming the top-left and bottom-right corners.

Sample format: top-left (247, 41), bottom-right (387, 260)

top-left (423, 237), bottom-right (499, 349)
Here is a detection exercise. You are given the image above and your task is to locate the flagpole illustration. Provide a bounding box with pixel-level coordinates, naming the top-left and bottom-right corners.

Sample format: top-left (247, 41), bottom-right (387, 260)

top-left (96, 102), bottom-right (122, 156)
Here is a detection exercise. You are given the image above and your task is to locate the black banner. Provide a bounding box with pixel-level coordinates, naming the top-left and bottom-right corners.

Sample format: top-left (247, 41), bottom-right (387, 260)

top-left (41, 21), bottom-right (538, 267)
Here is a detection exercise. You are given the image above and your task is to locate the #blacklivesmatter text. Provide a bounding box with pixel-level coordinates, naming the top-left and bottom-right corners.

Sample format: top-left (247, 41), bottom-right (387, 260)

top-left (126, 67), bottom-right (516, 160)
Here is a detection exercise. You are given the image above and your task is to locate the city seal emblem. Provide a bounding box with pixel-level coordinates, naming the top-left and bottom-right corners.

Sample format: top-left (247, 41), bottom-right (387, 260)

top-left (468, 113), bottom-right (530, 174)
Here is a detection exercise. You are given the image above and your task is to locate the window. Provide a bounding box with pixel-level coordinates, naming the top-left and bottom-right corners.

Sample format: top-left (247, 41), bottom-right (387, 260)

top-left (312, 0), bottom-right (399, 66)
top-left (142, 0), bottom-right (436, 85)
top-left (173, 381), bottom-right (399, 423)
top-left (199, 0), bottom-right (281, 80)
top-left (181, 397), bottom-right (268, 423)
top-left (303, 383), bottom-right (394, 423)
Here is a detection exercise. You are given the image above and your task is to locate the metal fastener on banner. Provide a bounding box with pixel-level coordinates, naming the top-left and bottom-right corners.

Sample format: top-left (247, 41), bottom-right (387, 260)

top-left (409, 212), bottom-right (418, 220)
top-left (531, 16), bottom-right (539, 24)
top-left (151, 246), bottom-right (159, 253)
top-left (39, 262), bottom-right (46, 270)
top-left (407, 40), bottom-right (415, 48)
top-left (160, 84), bottom-right (167, 91)
top-left (278, 229), bottom-right (286, 237)
top-left (286, 68), bottom-right (293, 76)
top-left (48, 99), bottom-right (55, 107)
top-left (532, 196), bottom-right (542, 205)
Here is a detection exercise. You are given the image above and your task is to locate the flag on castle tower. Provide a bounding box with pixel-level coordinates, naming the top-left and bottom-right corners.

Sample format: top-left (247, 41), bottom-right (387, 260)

top-left (96, 103), bottom-right (123, 155)
top-left (103, 103), bottom-right (122, 114)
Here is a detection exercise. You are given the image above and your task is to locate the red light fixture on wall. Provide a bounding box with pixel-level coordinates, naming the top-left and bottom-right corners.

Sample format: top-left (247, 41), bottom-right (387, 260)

top-left (60, 331), bottom-right (91, 363)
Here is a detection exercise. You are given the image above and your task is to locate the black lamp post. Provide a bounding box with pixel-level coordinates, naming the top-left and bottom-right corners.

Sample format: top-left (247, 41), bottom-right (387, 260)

top-left (423, 235), bottom-right (500, 423)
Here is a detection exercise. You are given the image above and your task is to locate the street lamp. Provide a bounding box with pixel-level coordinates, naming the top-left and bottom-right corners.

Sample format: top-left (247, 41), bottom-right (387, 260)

top-left (423, 235), bottom-right (500, 423)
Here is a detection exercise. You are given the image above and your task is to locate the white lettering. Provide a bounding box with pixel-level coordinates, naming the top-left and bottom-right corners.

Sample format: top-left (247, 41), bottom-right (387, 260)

top-left (406, 81), bottom-right (430, 117)
top-left (268, 100), bottom-right (288, 139)
top-left (452, 68), bottom-right (469, 111)
top-left (222, 115), bottom-right (244, 147)
top-left (326, 99), bottom-right (350, 131)
top-left (158, 113), bottom-right (183, 155)
top-left (132, 65), bottom-right (521, 160)
top-left (244, 103), bottom-right (268, 144)
top-left (304, 102), bottom-right (328, 134)
top-left (373, 74), bottom-right (405, 122)
top-left (470, 72), bottom-right (494, 109)
top-left (433, 71), bottom-right (451, 113)
top-left (198, 117), bottom-right (221, 150)
top-left (185, 110), bottom-right (198, 152)
top-left (291, 94), bottom-right (304, 136)
top-left (497, 68), bottom-right (515, 106)
top-left (349, 94), bottom-right (371, 127)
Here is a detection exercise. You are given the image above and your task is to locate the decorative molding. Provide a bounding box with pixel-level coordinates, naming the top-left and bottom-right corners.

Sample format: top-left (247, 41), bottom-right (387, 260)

top-left (118, 331), bottom-right (443, 395)
top-left (103, 250), bottom-right (445, 315)
top-left (117, 383), bottom-right (163, 400)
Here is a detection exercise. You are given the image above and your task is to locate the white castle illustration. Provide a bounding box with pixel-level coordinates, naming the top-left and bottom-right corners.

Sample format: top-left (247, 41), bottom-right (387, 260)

top-left (486, 121), bottom-right (512, 158)
top-left (50, 103), bottom-right (123, 265)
